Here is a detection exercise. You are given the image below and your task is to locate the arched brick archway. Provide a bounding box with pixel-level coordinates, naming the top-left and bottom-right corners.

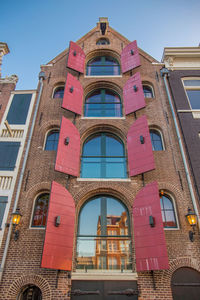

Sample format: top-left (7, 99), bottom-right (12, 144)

top-left (6, 274), bottom-right (52, 300)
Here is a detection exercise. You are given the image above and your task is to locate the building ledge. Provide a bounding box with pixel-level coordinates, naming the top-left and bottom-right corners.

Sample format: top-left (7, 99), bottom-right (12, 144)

top-left (71, 271), bottom-right (138, 281)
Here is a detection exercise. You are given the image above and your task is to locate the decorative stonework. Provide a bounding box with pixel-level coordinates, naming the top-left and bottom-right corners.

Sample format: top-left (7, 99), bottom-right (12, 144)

top-left (0, 74), bottom-right (18, 84)
top-left (6, 274), bottom-right (52, 300)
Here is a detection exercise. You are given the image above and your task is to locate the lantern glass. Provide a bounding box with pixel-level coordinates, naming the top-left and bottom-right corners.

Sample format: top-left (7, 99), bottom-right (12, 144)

top-left (12, 210), bottom-right (22, 225)
top-left (186, 209), bottom-right (197, 226)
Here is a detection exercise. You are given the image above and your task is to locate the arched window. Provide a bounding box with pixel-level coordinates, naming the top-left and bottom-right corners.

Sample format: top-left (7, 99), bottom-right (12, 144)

top-left (150, 129), bottom-right (164, 151)
top-left (53, 86), bottom-right (64, 99)
top-left (31, 193), bottom-right (49, 227)
top-left (143, 85), bottom-right (154, 98)
top-left (84, 88), bottom-right (122, 117)
top-left (160, 192), bottom-right (177, 228)
top-left (86, 56), bottom-right (120, 76)
top-left (44, 130), bottom-right (59, 151)
top-left (96, 38), bottom-right (110, 45)
top-left (81, 133), bottom-right (127, 178)
top-left (77, 195), bottom-right (132, 270)
top-left (18, 285), bottom-right (42, 300)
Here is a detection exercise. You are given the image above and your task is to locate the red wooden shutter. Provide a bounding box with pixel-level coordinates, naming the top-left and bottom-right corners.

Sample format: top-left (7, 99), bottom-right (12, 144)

top-left (121, 40), bottom-right (141, 73)
top-left (133, 181), bottom-right (169, 271)
top-left (41, 181), bottom-right (75, 270)
top-left (62, 73), bottom-right (83, 115)
top-left (127, 115), bottom-right (155, 176)
top-left (123, 72), bottom-right (145, 115)
top-left (55, 117), bottom-right (80, 177)
top-left (67, 41), bottom-right (85, 73)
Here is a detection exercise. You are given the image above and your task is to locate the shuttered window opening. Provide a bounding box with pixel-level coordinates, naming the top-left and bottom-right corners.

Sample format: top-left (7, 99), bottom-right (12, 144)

top-left (81, 133), bottom-right (127, 178)
top-left (0, 142), bottom-right (20, 171)
top-left (6, 93), bottom-right (32, 124)
top-left (67, 41), bottom-right (85, 74)
top-left (77, 195), bottom-right (132, 271)
top-left (86, 56), bottom-right (120, 76)
top-left (0, 196), bottom-right (8, 228)
top-left (85, 89), bottom-right (122, 117)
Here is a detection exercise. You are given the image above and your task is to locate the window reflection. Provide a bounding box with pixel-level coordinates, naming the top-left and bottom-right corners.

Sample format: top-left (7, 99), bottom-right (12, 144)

top-left (77, 196), bottom-right (132, 271)
top-left (160, 192), bottom-right (177, 228)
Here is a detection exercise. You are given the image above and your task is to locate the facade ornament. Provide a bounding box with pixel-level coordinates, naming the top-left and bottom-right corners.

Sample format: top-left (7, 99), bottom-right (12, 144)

top-left (0, 74), bottom-right (18, 84)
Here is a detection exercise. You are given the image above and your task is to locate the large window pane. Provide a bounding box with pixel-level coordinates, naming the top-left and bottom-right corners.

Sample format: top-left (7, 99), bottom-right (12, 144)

top-left (6, 94), bottom-right (32, 125)
top-left (0, 142), bottom-right (20, 171)
top-left (77, 196), bottom-right (131, 271)
top-left (85, 89), bottom-right (122, 117)
top-left (186, 90), bottom-right (200, 109)
top-left (0, 196), bottom-right (8, 228)
top-left (86, 56), bottom-right (120, 76)
top-left (160, 193), bottom-right (177, 228)
top-left (81, 133), bottom-right (127, 178)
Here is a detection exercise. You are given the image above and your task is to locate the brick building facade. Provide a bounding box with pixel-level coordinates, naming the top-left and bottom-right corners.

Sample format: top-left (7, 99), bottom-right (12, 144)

top-left (0, 19), bottom-right (200, 300)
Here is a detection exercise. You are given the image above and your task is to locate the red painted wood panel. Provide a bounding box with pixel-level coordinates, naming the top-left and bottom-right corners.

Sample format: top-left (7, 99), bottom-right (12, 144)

top-left (67, 41), bottom-right (85, 73)
top-left (121, 40), bottom-right (141, 73)
top-left (62, 73), bottom-right (83, 115)
top-left (123, 72), bottom-right (145, 115)
top-left (133, 182), bottom-right (169, 271)
top-left (55, 117), bottom-right (80, 177)
top-left (127, 115), bottom-right (155, 176)
top-left (41, 181), bottom-right (75, 270)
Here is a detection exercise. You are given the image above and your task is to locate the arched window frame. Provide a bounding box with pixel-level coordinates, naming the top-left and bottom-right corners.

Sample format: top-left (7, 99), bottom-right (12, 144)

top-left (80, 132), bottom-right (127, 179)
top-left (52, 84), bottom-right (65, 99)
top-left (76, 195), bottom-right (132, 271)
top-left (159, 191), bottom-right (179, 230)
top-left (43, 128), bottom-right (60, 151)
top-left (86, 55), bottom-right (121, 76)
top-left (149, 128), bottom-right (165, 151)
top-left (30, 192), bottom-right (49, 229)
top-left (84, 88), bottom-right (123, 117)
top-left (142, 83), bottom-right (154, 98)
top-left (96, 38), bottom-right (110, 45)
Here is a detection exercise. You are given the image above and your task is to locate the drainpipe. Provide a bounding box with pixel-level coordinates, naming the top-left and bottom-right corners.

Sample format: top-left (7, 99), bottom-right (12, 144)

top-left (160, 68), bottom-right (200, 223)
top-left (0, 71), bottom-right (46, 282)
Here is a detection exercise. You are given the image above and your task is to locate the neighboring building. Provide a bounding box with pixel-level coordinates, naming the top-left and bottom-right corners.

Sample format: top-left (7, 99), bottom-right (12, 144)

top-left (0, 19), bottom-right (200, 300)
top-left (162, 46), bottom-right (200, 201)
top-left (0, 43), bottom-right (36, 248)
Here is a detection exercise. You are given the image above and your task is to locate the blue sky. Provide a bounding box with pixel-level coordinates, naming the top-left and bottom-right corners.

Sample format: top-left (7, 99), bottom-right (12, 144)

top-left (1, 0), bottom-right (200, 90)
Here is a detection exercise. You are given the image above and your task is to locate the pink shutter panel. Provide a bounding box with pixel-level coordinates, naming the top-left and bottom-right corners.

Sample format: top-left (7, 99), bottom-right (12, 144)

top-left (123, 72), bottom-right (145, 115)
top-left (41, 181), bottom-right (75, 270)
top-left (67, 41), bottom-right (85, 73)
top-left (121, 40), bottom-right (141, 73)
top-left (55, 117), bottom-right (80, 177)
top-left (62, 73), bottom-right (83, 115)
top-left (127, 115), bottom-right (155, 176)
top-left (133, 181), bottom-right (169, 271)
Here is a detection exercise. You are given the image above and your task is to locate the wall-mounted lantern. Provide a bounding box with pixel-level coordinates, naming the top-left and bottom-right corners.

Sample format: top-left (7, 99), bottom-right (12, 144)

top-left (185, 207), bottom-right (197, 242)
top-left (11, 208), bottom-right (22, 241)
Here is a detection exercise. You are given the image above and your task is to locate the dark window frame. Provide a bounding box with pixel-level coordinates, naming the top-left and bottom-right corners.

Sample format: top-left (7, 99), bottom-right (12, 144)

top-left (160, 192), bottom-right (178, 228)
top-left (81, 132), bottom-right (127, 178)
top-left (84, 88), bottom-right (122, 117)
top-left (53, 86), bottom-right (65, 99)
top-left (143, 85), bottom-right (154, 98)
top-left (31, 193), bottom-right (49, 228)
top-left (44, 129), bottom-right (59, 151)
top-left (150, 129), bottom-right (164, 151)
top-left (86, 56), bottom-right (120, 76)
